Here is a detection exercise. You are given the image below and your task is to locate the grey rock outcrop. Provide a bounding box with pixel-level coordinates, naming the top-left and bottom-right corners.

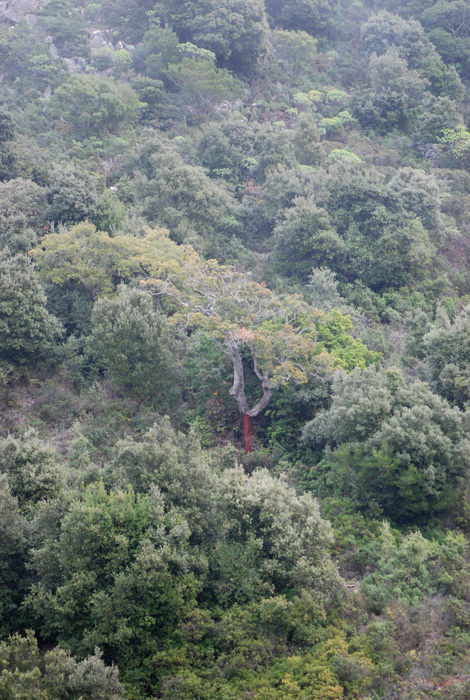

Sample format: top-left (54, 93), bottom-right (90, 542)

top-left (90, 29), bottom-right (114, 53)
top-left (44, 35), bottom-right (60, 60)
top-left (63, 56), bottom-right (85, 73)
top-left (0, 0), bottom-right (45, 24)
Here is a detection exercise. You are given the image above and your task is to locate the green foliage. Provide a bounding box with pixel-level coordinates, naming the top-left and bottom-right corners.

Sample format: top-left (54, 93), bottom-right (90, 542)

top-left (178, 42), bottom-right (217, 63)
top-left (359, 524), bottom-right (470, 619)
top-left (102, 0), bottom-right (155, 44)
top-left (0, 431), bottom-right (62, 509)
top-left (251, 124), bottom-right (296, 182)
top-left (133, 26), bottom-right (181, 81)
top-left (273, 199), bottom-right (344, 279)
top-left (112, 49), bottom-right (133, 72)
top-left (0, 110), bottom-right (17, 182)
top-left (91, 47), bottom-right (115, 71)
top-left (374, 7), bottom-right (468, 98)
top-left (0, 110), bottom-right (14, 145)
top-left (27, 482), bottom-right (199, 681)
top-left (0, 179), bottom-right (46, 252)
top-left (438, 124), bottom-right (470, 166)
top-left (50, 75), bottom-right (142, 136)
top-left (415, 95), bottom-right (463, 143)
top-left (0, 254), bottom-right (62, 371)
top-left (270, 29), bottom-right (319, 80)
top-left (422, 1), bottom-right (470, 79)
top-left (109, 418), bottom-right (218, 540)
top-left (354, 47), bottom-right (429, 133)
top-left (315, 164), bottom-right (436, 290)
top-left (307, 268), bottom-right (351, 314)
top-left (130, 76), bottom-right (165, 122)
top-left (87, 285), bottom-right (179, 405)
top-left (253, 166), bottom-right (317, 236)
top-left (109, 420), bottom-right (341, 604)
top-left (303, 367), bottom-right (470, 520)
top-left (154, 0), bottom-right (269, 71)
top-left (0, 148), bottom-right (17, 186)
top-left (154, 602), bottom-right (372, 699)
top-left (326, 149), bottom-right (361, 164)
top-left (361, 11), bottom-right (444, 71)
top-left (388, 166), bottom-right (442, 230)
top-left (197, 122), bottom-right (250, 182)
top-left (314, 311), bottom-right (380, 370)
top-left (4, 2), bottom-right (470, 698)
top-left (293, 114), bottom-right (324, 166)
top-left (166, 56), bottom-right (243, 122)
top-left (424, 303), bottom-right (470, 407)
top-left (46, 164), bottom-right (99, 227)
top-left (36, 0), bottom-right (89, 59)
top-left (32, 223), bottom-right (174, 297)
top-left (26, 54), bottom-right (61, 92)
top-left (95, 190), bottom-right (127, 233)
top-left (265, 0), bottom-right (337, 36)
top-left (0, 477), bottom-right (26, 637)
top-left (0, 630), bottom-right (124, 699)
top-left (0, 22), bottom-right (60, 93)
top-left (31, 223), bottom-right (191, 336)
top-left (214, 467), bottom-right (341, 599)
top-left (129, 139), bottom-right (242, 256)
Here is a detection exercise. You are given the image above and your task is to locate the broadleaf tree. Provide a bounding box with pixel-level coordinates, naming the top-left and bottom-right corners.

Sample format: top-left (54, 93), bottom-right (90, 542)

top-left (139, 240), bottom-right (378, 451)
top-left (33, 224), bottom-right (377, 451)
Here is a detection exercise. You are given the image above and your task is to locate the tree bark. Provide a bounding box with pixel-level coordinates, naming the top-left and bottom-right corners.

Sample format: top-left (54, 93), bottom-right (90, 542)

top-left (243, 413), bottom-right (253, 453)
top-left (227, 335), bottom-right (249, 412)
top-left (226, 335), bottom-right (274, 453)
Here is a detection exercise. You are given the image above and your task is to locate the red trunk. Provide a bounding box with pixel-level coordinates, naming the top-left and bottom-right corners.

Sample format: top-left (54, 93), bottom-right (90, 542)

top-left (243, 413), bottom-right (253, 453)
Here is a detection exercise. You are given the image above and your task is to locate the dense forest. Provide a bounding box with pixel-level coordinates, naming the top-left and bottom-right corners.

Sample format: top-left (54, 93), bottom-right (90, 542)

top-left (2, 0), bottom-right (470, 698)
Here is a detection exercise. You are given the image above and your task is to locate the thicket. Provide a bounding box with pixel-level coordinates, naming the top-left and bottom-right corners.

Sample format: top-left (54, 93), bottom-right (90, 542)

top-left (1, 0), bottom-right (470, 698)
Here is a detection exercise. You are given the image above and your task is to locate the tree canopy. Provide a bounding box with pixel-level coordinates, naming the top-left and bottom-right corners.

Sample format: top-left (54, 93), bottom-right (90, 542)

top-left (5, 0), bottom-right (470, 697)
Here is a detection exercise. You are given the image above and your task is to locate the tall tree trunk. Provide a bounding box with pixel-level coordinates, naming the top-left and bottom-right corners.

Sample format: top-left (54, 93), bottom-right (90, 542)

top-left (243, 413), bottom-right (253, 453)
top-left (226, 334), bottom-right (274, 453)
